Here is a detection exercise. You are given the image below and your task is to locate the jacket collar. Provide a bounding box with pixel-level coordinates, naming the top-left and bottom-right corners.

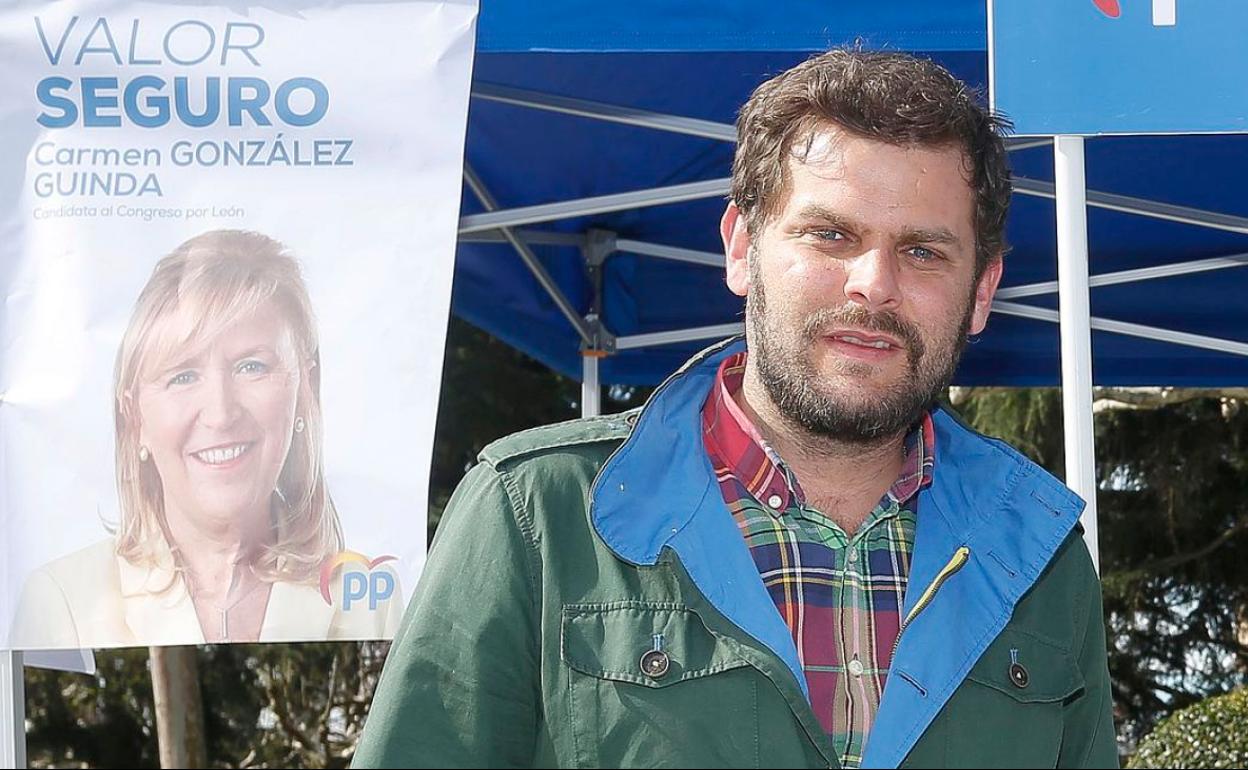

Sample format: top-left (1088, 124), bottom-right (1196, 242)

top-left (591, 335), bottom-right (809, 704)
top-left (591, 337), bottom-right (1086, 768)
top-left (592, 336), bottom-right (739, 565)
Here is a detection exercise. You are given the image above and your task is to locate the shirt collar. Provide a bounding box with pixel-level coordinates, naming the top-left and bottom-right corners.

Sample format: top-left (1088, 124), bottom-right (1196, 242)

top-left (888, 410), bottom-right (935, 504)
top-left (702, 352), bottom-right (799, 510)
top-left (701, 351), bottom-right (935, 514)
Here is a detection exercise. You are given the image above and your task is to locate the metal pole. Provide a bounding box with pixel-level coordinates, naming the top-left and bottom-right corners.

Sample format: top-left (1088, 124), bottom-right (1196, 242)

top-left (458, 178), bottom-right (730, 234)
top-left (1153, 0), bottom-right (1176, 26)
top-left (462, 165), bottom-right (595, 345)
top-left (1, 651), bottom-right (25, 769)
top-left (616, 322), bottom-right (745, 350)
top-left (582, 355), bottom-right (601, 418)
top-left (1012, 177), bottom-right (1248, 236)
top-left (992, 300), bottom-right (1248, 358)
top-left (1054, 135), bottom-right (1100, 572)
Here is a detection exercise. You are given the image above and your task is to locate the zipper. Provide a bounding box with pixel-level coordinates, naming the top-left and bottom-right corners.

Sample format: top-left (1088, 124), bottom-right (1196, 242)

top-left (890, 545), bottom-right (970, 660)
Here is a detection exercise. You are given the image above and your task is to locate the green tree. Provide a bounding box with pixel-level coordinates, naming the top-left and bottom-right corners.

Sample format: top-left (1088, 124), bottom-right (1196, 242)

top-left (1128, 687), bottom-right (1248, 768)
top-left (24, 648), bottom-right (158, 768)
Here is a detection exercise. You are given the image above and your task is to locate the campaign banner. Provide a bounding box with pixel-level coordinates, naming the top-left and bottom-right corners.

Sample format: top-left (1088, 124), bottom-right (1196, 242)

top-left (0, 0), bottom-right (478, 649)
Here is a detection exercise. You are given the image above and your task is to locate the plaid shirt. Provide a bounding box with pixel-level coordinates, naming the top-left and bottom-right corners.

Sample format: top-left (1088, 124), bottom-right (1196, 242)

top-left (701, 352), bottom-right (934, 768)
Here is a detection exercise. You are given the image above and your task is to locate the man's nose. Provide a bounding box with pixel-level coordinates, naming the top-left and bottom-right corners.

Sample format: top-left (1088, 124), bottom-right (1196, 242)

top-left (842, 247), bottom-right (902, 312)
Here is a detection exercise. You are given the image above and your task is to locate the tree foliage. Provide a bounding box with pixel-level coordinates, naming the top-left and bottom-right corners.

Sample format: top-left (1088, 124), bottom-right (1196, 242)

top-left (25, 649), bottom-right (157, 768)
top-left (1128, 687), bottom-right (1248, 768)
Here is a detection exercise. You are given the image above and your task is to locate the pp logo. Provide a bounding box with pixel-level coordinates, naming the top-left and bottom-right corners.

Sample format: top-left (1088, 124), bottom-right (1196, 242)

top-left (319, 551), bottom-right (398, 610)
top-left (1093, 0), bottom-right (1176, 26)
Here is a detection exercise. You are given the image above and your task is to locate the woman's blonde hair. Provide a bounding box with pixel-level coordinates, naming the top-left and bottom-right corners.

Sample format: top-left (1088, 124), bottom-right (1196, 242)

top-left (113, 230), bottom-right (343, 583)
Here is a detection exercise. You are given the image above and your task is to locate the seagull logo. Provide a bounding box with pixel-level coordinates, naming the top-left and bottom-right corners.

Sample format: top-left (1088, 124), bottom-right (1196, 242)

top-left (1093, 0), bottom-right (1176, 26)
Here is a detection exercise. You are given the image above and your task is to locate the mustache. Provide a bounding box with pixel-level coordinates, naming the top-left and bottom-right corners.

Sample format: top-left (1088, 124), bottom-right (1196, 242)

top-left (801, 305), bottom-right (925, 359)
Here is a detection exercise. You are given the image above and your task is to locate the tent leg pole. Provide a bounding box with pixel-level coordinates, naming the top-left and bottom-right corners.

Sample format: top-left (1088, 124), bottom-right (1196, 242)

top-left (582, 356), bottom-right (601, 418)
top-left (1, 651), bottom-right (25, 769)
top-left (1055, 135), bottom-right (1101, 573)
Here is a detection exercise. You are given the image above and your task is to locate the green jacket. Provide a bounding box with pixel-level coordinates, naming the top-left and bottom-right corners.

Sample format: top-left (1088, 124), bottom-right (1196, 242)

top-left (354, 339), bottom-right (1117, 768)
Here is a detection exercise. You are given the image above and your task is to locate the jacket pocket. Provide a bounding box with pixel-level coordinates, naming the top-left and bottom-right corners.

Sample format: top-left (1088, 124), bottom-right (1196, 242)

top-left (965, 627), bottom-right (1084, 702)
top-left (913, 628), bottom-right (1084, 769)
top-left (560, 602), bottom-right (761, 768)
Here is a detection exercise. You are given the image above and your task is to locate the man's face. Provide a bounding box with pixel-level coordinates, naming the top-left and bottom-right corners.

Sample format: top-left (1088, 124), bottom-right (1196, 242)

top-left (721, 126), bottom-right (1003, 442)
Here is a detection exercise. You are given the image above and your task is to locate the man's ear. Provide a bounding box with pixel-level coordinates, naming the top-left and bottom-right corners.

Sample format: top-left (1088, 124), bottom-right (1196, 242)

top-left (968, 255), bottom-right (1004, 335)
top-left (722, 202), bottom-right (751, 298)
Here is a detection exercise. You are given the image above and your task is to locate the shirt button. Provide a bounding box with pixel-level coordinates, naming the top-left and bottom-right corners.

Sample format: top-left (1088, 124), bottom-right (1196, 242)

top-left (848, 550), bottom-right (859, 564)
top-left (847, 659), bottom-right (865, 677)
top-left (767, 494), bottom-right (783, 509)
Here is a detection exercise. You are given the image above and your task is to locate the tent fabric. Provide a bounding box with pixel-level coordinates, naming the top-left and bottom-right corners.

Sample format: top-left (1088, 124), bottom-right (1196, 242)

top-left (454, 2), bottom-right (1248, 387)
top-left (474, 1), bottom-right (987, 53)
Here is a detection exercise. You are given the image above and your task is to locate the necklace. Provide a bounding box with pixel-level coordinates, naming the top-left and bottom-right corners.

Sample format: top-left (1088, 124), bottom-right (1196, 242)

top-left (209, 578), bottom-right (268, 642)
top-left (181, 561), bottom-right (269, 642)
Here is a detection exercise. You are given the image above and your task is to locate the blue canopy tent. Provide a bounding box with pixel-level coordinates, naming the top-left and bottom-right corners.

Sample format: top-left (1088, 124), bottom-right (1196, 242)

top-left (457, 0), bottom-right (1248, 402)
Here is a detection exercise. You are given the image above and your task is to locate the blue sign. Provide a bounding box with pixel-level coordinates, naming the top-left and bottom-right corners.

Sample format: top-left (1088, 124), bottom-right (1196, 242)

top-left (990, 0), bottom-right (1248, 135)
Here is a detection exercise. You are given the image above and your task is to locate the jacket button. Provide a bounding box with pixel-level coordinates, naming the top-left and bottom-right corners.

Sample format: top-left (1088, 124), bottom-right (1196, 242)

top-left (640, 649), bottom-right (670, 679)
top-left (1009, 662), bottom-right (1029, 688)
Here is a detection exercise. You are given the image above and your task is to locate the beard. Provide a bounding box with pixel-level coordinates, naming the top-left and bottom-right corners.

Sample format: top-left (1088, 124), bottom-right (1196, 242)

top-left (746, 255), bottom-right (974, 444)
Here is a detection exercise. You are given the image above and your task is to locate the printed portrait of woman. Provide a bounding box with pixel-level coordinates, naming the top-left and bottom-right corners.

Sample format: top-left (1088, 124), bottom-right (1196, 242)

top-left (10, 230), bottom-right (403, 648)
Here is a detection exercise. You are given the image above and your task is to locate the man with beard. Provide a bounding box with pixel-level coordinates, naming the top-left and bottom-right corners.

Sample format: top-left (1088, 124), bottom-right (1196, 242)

top-left (354, 50), bottom-right (1117, 769)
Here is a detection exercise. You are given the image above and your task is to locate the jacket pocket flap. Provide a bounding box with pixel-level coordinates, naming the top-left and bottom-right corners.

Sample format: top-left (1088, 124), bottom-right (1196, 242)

top-left (561, 602), bottom-right (749, 688)
top-left (966, 628), bottom-right (1084, 703)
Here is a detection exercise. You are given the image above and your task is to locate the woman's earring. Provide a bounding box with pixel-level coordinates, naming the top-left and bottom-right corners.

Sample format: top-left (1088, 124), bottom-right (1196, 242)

top-left (139, 446), bottom-right (150, 462)
top-left (294, 416), bottom-right (306, 434)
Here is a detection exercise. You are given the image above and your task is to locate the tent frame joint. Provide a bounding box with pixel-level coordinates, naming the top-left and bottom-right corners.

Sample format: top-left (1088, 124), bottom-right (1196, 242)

top-left (582, 228), bottom-right (617, 267)
top-left (581, 314), bottom-right (617, 356)
top-left (581, 229), bottom-right (617, 356)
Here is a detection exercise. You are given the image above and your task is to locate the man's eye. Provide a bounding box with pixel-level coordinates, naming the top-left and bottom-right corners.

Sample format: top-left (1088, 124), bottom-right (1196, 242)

top-left (908, 246), bottom-right (939, 262)
top-left (809, 229), bottom-right (846, 242)
top-left (167, 371), bottom-right (197, 387)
